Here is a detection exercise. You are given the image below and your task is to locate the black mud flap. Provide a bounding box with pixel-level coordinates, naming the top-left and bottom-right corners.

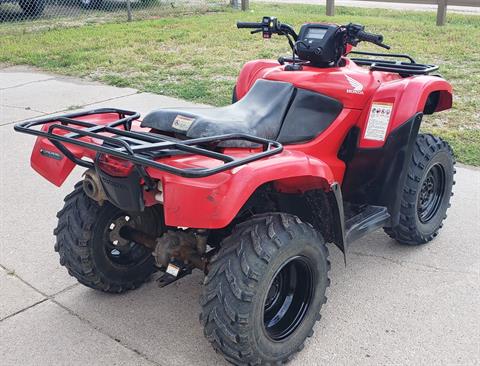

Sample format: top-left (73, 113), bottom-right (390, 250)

top-left (329, 183), bottom-right (392, 263)
top-left (96, 168), bottom-right (144, 212)
top-left (329, 182), bottom-right (346, 255)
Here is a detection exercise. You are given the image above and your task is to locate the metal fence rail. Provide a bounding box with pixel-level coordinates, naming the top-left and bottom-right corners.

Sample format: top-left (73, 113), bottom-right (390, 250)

top-left (325, 0), bottom-right (480, 25)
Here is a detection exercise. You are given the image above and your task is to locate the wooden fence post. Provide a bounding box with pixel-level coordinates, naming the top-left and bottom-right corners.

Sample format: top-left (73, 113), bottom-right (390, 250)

top-left (241, 0), bottom-right (249, 11)
top-left (437, 0), bottom-right (447, 25)
top-left (326, 0), bottom-right (335, 16)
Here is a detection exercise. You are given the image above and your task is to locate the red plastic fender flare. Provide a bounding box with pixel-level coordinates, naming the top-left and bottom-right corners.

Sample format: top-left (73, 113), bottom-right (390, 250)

top-left (358, 76), bottom-right (452, 149)
top-left (151, 150), bottom-right (336, 229)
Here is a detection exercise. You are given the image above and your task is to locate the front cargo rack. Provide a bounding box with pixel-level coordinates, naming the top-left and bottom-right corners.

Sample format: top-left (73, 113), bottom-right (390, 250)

top-left (14, 108), bottom-right (283, 178)
top-left (348, 51), bottom-right (439, 76)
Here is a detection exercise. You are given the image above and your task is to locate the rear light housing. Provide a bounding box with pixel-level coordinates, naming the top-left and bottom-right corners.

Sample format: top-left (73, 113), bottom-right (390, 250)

top-left (96, 154), bottom-right (134, 177)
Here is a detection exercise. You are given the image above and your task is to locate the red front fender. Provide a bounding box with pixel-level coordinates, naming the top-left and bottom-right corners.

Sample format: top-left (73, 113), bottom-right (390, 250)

top-left (147, 151), bottom-right (337, 229)
top-left (358, 75), bottom-right (452, 149)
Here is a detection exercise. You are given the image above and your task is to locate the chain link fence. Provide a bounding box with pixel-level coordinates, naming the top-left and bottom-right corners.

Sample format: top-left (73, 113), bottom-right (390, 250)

top-left (0, 0), bottom-right (229, 32)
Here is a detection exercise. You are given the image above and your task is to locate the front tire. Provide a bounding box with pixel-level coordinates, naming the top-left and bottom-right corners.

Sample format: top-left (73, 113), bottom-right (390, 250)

top-left (385, 133), bottom-right (455, 245)
top-left (54, 182), bottom-right (164, 293)
top-left (200, 213), bottom-right (330, 365)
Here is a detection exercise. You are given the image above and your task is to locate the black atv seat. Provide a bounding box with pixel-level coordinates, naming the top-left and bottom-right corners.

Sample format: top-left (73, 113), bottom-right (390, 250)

top-left (141, 79), bottom-right (343, 145)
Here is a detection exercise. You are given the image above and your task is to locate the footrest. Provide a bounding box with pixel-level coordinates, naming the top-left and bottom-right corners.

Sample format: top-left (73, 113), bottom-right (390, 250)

top-left (345, 205), bottom-right (391, 245)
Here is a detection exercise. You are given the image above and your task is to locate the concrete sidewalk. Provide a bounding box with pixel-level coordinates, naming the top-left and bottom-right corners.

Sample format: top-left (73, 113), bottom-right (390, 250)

top-left (1, 66), bottom-right (479, 366)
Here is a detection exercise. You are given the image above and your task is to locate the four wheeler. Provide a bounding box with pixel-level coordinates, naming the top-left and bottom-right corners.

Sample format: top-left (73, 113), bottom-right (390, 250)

top-left (14, 16), bottom-right (455, 365)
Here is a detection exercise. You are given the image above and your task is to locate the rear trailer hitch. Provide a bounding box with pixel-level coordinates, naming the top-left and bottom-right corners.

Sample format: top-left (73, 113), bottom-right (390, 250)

top-left (120, 227), bottom-right (209, 287)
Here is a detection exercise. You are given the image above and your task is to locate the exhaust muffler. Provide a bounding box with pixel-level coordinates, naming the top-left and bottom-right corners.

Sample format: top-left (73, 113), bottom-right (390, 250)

top-left (82, 169), bottom-right (107, 204)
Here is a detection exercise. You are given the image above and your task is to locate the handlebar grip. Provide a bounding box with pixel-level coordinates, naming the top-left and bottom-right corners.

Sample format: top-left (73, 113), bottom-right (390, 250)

top-left (357, 30), bottom-right (384, 45)
top-left (237, 22), bottom-right (263, 29)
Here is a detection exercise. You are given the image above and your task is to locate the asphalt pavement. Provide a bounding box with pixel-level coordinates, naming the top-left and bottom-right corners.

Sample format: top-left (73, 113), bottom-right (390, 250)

top-left (1, 66), bottom-right (479, 366)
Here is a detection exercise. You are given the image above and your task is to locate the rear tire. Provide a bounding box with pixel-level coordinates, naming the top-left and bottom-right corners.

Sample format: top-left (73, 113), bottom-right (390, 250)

top-left (54, 182), bottom-right (164, 293)
top-left (384, 133), bottom-right (455, 245)
top-left (200, 213), bottom-right (330, 365)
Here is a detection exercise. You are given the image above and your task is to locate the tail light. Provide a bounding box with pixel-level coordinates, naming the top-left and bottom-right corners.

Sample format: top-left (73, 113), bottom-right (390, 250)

top-left (97, 154), bottom-right (134, 177)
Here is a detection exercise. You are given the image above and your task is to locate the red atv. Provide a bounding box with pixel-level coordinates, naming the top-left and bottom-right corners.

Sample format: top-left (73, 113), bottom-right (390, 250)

top-left (15, 17), bottom-right (455, 365)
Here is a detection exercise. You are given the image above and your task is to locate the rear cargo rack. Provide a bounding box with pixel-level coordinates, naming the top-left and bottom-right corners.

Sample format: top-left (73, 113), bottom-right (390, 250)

top-left (348, 51), bottom-right (439, 76)
top-left (14, 108), bottom-right (283, 178)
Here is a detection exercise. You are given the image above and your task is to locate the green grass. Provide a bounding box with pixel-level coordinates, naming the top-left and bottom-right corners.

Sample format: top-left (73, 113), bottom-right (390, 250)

top-left (1, 3), bottom-right (479, 164)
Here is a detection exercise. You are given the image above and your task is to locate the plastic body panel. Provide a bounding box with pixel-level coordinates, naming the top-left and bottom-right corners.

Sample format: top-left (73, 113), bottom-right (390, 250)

top-left (355, 75), bottom-right (452, 149)
top-left (145, 107), bottom-right (360, 228)
top-left (146, 150), bottom-right (336, 228)
top-left (25, 57), bottom-right (453, 231)
top-left (30, 112), bottom-right (121, 186)
top-left (236, 58), bottom-right (452, 146)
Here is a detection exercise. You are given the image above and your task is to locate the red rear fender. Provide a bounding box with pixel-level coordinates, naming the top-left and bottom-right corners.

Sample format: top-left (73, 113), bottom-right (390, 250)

top-left (29, 112), bottom-right (123, 186)
top-left (31, 136), bottom-right (85, 187)
top-left (147, 151), bottom-right (336, 229)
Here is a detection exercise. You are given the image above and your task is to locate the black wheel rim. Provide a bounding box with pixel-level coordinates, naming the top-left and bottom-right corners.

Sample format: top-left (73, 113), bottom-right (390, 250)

top-left (263, 256), bottom-right (314, 341)
top-left (103, 213), bottom-right (151, 267)
top-left (417, 163), bottom-right (446, 224)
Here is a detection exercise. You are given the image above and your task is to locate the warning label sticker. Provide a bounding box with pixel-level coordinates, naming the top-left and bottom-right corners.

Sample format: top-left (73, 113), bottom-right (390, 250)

top-left (172, 115), bottom-right (194, 131)
top-left (166, 263), bottom-right (180, 277)
top-left (364, 103), bottom-right (394, 141)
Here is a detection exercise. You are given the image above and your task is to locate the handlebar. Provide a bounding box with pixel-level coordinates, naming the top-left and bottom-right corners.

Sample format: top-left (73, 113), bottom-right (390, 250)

top-left (347, 24), bottom-right (390, 49)
top-left (237, 22), bottom-right (263, 29)
top-left (237, 17), bottom-right (390, 53)
top-left (356, 30), bottom-right (390, 49)
top-left (237, 17), bottom-right (298, 42)
top-left (357, 30), bottom-right (383, 45)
